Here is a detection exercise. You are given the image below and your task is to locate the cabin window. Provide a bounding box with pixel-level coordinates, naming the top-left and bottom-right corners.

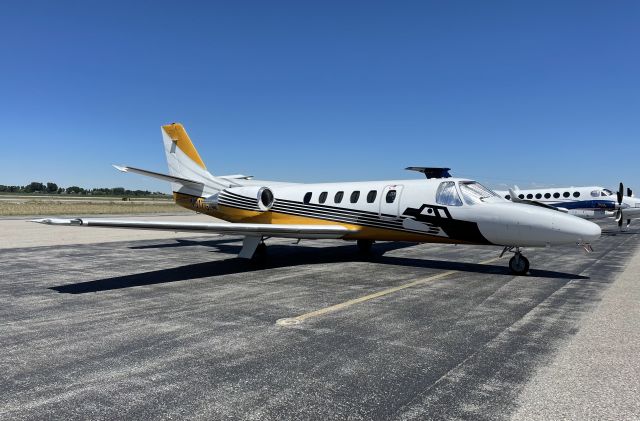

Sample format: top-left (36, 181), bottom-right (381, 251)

top-left (563, 192), bottom-right (570, 198)
top-left (303, 192), bottom-right (312, 204)
top-left (319, 192), bottom-right (328, 204)
top-left (544, 193), bottom-right (551, 199)
top-left (334, 191), bottom-right (344, 203)
top-left (385, 190), bottom-right (396, 203)
top-left (518, 194), bottom-right (525, 199)
top-left (505, 194), bottom-right (511, 200)
top-left (553, 192), bottom-right (560, 199)
top-left (535, 193), bottom-right (542, 199)
top-left (436, 181), bottom-right (462, 206)
top-left (350, 191), bottom-right (360, 203)
top-left (573, 192), bottom-right (580, 198)
top-left (367, 190), bottom-right (377, 203)
top-left (526, 194), bottom-right (533, 199)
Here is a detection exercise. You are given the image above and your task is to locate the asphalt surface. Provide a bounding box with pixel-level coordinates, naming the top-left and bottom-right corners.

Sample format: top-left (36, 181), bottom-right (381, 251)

top-left (0, 222), bottom-right (638, 420)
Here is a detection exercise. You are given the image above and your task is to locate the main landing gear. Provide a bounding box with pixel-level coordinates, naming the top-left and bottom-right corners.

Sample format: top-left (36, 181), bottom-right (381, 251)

top-left (501, 246), bottom-right (530, 275)
top-left (255, 241), bottom-right (268, 257)
top-left (239, 236), bottom-right (268, 260)
top-left (357, 239), bottom-right (375, 255)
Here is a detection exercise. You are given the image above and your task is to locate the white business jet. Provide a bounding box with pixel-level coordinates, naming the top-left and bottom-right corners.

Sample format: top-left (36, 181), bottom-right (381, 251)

top-left (33, 123), bottom-right (600, 275)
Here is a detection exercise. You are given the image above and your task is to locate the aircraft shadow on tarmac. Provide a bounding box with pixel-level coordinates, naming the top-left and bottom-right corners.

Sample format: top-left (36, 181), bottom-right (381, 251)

top-left (128, 238), bottom-right (241, 250)
top-left (600, 230), bottom-right (637, 236)
top-left (49, 240), bottom-right (588, 294)
top-left (49, 241), bottom-right (588, 294)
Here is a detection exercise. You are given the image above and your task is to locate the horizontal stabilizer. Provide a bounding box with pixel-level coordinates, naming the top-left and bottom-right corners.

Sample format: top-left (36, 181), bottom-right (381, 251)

top-left (30, 218), bottom-right (355, 239)
top-left (406, 167), bottom-right (452, 179)
top-left (219, 174), bottom-right (254, 180)
top-left (113, 165), bottom-right (204, 187)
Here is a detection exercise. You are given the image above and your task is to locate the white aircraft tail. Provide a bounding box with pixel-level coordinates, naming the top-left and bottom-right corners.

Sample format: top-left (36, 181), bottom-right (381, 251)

top-left (160, 123), bottom-right (233, 195)
top-left (114, 123), bottom-right (248, 198)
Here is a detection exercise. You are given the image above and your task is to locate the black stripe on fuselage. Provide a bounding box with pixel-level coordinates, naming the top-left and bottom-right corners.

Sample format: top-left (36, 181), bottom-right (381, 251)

top-left (179, 192), bottom-right (471, 240)
top-left (270, 202), bottom-right (443, 235)
top-left (272, 203), bottom-right (417, 232)
top-left (218, 197), bottom-right (260, 211)
top-left (222, 190), bottom-right (257, 203)
top-left (220, 194), bottom-right (413, 227)
top-left (219, 192), bottom-right (257, 206)
top-left (277, 198), bottom-right (397, 218)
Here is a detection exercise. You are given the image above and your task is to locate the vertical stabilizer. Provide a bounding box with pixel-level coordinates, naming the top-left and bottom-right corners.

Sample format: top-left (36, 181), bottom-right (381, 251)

top-left (162, 123), bottom-right (207, 171)
top-left (161, 123), bottom-right (229, 196)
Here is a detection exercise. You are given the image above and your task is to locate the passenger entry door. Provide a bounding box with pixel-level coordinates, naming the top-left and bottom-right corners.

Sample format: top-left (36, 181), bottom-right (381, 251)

top-left (379, 185), bottom-right (404, 219)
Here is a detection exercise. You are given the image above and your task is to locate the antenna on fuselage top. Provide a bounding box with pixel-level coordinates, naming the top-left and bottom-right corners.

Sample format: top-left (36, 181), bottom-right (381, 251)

top-left (405, 167), bottom-right (452, 179)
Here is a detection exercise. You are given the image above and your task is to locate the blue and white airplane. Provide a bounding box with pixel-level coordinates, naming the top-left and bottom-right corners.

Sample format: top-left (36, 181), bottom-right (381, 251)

top-left (495, 184), bottom-right (639, 229)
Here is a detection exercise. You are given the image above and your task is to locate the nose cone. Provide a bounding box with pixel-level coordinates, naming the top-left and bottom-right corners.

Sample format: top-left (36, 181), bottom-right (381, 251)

top-left (580, 219), bottom-right (601, 242)
top-left (554, 213), bottom-right (601, 243)
top-left (475, 203), bottom-right (601, 247)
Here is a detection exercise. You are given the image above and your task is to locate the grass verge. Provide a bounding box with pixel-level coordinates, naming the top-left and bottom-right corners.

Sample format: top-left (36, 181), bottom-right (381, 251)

top-left (0, 200), bottom-right (188, 216)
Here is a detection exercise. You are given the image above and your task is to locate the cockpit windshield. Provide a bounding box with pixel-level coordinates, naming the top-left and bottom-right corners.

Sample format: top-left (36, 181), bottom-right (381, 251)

top-left (602, 189), bottom-right (613, 196)
top-left (459, 181), bottom-right (502, 205)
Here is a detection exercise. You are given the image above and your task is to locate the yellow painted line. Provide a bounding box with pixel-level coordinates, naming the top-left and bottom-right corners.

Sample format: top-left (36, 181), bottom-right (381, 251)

top-left (276, 256), bottom-right (502, 326)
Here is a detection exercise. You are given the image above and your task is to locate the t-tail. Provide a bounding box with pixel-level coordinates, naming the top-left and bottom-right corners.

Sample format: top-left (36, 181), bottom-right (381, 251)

top-left (114, 123), bottom-right (241, 200)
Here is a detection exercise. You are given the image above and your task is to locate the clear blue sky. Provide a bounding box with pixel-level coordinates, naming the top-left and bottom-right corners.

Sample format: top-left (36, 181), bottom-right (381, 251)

top-left (1, 1), bottom-right (638, 192)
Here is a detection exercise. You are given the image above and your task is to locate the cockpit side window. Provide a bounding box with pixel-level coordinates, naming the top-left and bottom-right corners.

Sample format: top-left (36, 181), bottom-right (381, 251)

top-left (591, 190), bottom-right (599, 197)
top-left (458, 181), bottom-right (499, 205)
top-left (436, 181), bottom-right (462, 206)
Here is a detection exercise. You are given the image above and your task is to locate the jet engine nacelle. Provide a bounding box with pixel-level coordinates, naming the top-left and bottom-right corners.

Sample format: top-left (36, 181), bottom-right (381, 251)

top-left (217, 185), bottom-right (275, 211)
top-left (569, 209), bottom-right (611, 219)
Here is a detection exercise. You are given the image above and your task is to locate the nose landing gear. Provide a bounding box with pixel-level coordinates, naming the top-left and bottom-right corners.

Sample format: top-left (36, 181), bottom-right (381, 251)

top-left (501, 246), bottom-right (530, 275)
top-left (508, 253), bottom-right (530, 275)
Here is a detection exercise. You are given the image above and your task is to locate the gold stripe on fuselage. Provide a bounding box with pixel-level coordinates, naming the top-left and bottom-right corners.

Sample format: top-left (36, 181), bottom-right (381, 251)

top-left (173, 192), bottom-right (468, 244)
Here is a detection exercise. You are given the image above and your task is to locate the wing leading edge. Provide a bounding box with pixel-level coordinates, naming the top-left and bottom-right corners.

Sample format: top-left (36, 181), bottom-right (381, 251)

top-left (30, 218), bottom-right (354, 239)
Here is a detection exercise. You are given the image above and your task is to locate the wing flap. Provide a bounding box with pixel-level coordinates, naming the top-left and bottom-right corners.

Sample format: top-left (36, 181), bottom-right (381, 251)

top-left (30, 218), bottom-right (354, 239)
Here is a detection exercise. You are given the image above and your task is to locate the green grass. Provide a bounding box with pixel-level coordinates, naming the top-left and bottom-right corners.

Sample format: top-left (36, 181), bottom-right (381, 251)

top-left (0, 200), bottom-right (188, 216)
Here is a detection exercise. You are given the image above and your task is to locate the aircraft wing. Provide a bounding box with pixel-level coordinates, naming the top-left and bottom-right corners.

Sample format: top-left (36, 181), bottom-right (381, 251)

top-left (30, 218), bottom-right (354, 239)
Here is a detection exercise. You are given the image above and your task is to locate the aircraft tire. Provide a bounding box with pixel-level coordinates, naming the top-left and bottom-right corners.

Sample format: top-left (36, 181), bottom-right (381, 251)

top-left (255, 242), bottom-right (267, 256)
top-left (357, 239), bottom-right (374, 254)
top-left (509, 254), bottom-right (529, 275)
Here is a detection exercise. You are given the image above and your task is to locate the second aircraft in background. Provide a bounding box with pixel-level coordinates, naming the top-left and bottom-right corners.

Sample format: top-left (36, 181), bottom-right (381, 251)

top-left (495, 183), bottom-right (639, 229)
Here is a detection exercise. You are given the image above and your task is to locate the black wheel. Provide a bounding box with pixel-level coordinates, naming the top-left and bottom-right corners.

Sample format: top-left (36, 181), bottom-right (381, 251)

top-left (357, 239), bottom-right (374, 254)
top-left (251, 243), bottom-right (267, 262)
top-left (509, 254), bottom-right (530, 275)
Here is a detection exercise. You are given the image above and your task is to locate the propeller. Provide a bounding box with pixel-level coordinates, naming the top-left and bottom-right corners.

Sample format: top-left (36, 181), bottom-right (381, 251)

top-left (626, 187), bottom-right (632, 227)
top-left (617, 182), bottom-right (623, 206)
top-left (628, 187), bottom-right (633, 197)
top-left (615, 182), bottom-right (624, 228)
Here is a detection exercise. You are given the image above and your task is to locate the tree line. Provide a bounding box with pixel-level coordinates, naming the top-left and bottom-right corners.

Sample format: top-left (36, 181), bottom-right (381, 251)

top-left (0, 181), bottom-right (169, 197)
